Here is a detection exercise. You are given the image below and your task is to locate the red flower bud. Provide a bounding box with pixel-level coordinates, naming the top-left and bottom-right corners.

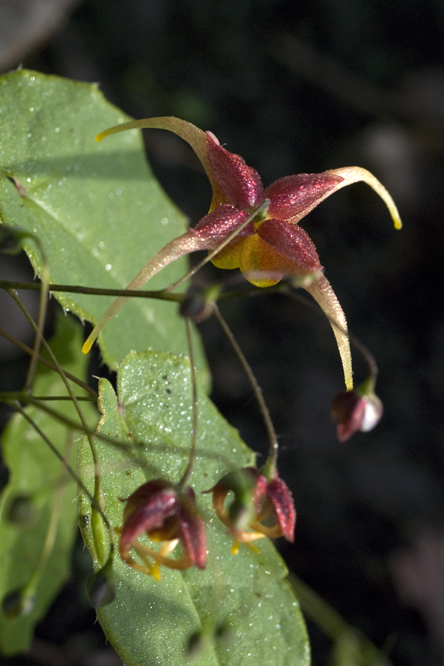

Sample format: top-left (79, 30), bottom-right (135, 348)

top-left (332, 388), bottom-right (383, 442)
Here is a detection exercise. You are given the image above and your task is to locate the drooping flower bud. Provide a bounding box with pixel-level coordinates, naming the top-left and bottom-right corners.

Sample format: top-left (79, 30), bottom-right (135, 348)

top-left (332, 382), bottom-right (383, 442)
top-left (118, 479), bottom-right (206, 580)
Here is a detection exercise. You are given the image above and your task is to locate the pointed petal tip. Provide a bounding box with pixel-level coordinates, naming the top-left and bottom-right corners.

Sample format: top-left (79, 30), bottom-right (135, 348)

top-left (328, 166), bottom-right (402, 231)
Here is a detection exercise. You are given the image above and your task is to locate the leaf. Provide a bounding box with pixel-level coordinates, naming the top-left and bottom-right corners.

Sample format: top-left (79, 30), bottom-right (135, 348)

top-left (0, 69), bottom-right (207, 374)
top-left (0, 313), bottom-right (96, 655)
top-left (78, 350), bottom-right (310, 666)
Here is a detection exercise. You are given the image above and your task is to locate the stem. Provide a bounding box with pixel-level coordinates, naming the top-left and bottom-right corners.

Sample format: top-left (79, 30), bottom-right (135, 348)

top-left (0, 325), bottom-right (97, 398)
top-left (178, 318), bottom-right (198, 489)
top-left (7, 291), bottom-right (106, 522)
top-left (24, 239), bottom-right (49, 392)
top-left (212, 304), bottom-right (278, 479)
top-left (10, 403), bottom-right (111, 532)
top-left (0, 279), bottom-right (182, 302)
top-left (21, 432), bottom-right (73, 603)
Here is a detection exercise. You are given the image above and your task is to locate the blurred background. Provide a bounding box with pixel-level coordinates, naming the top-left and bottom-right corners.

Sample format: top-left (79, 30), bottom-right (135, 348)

top-left (1, 0), bottom-right (444, 664)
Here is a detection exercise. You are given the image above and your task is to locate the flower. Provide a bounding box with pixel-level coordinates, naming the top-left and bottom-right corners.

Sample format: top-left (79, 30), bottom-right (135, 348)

top-left (331, 384), bottom-right (383, 442)
top-left (118, 479), bottom-right (206, 581)
top-left (83, 117), bottom-right (401, 392)
top-left (204, 467), bottom-right (295, 553)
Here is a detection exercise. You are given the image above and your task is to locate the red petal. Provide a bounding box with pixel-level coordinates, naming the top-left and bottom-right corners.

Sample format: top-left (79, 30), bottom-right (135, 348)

top-left (206, 132), bottom-right (264, 210)
top-left (266, 477), bottom-right (296, 542)
top-left (177, 496), bottom-right (207, 569)
top-left (264, 173), bottom-right (343, 222)
top-left (256, 218), bottom-right (322, 274)
top-left (193, 205), bottom-right (252, 244)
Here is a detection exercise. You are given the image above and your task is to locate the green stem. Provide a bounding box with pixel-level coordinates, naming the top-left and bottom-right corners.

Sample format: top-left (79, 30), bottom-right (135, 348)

top-left (0, 324), bottom-right (97, 398)
top-left (24, 238), bottom-right (49, 392)
top-left (11, 403), bottom-right (111, 531)
top-left (21, 432), bottom-right (73, 604)
top-left (212, 304), bottom-right (278, 479)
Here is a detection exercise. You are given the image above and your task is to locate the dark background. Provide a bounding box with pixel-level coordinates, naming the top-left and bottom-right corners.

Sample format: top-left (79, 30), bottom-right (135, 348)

top-left (1, 0), bottom-right (444, 664)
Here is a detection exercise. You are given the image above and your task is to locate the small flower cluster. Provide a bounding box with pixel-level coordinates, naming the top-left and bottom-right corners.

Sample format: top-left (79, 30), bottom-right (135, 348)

top-left (119, 467), bottom-right (294, 579)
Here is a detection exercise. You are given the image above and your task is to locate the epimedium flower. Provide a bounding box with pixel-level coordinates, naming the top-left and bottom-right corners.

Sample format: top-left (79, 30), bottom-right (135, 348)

top-left (118, 479), bottom-right (206, 581)
top-left (203, 467), bottom-right (295, 554)
top-left (83, 117), bottom-right (402, 392)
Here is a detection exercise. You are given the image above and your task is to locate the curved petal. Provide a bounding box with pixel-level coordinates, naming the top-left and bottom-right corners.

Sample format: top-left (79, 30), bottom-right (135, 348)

top-left (264, 173), bottom-right (343, 222)
top-left (96, 116), bottom-right (226, 208)
top-left (256, 218), bottom-right (322, 274)
top-left (326, 166), bottom-right (402, 229)
top-left (206, 131), bottom-right (264, 209)
top-left (82, 230), bottom-right (214, 354)
top-left (304, 273), bottom-right (353, 391)
top-left (265, 168), bottom-right (402, 230)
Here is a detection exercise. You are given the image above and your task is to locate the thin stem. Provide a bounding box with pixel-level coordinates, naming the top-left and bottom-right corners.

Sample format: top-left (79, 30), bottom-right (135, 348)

top-left (11, 403), bottom-right (111, 532)
top-left (7, 291), bottom-right (105, 518)
top-left (0, 279), bottom-right (182, 302)
top-left (166, 199), bottom-right (270, 293)
top-left (178, 318), bottom-right (198, 489)
top-left (24, 239), bottom-right (49, 392)
top-left (212, 304), bottom-right (278, 479)
top-left (22, 432), bottom-right (73, 602)
top-left (0, 325), bottom-right (97, 398)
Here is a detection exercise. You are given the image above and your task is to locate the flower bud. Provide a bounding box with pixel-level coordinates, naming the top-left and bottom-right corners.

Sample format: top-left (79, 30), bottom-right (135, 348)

top-left (332, 386), bottom-right (383, 442)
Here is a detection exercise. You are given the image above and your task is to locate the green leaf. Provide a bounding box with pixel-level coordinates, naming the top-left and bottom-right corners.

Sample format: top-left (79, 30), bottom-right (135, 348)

top-left (0, 69), bottom-right (206, 373)
top-left (78, 351), bottom-right (310, 666)
top-left (0, 313), bottom-right (96, 655)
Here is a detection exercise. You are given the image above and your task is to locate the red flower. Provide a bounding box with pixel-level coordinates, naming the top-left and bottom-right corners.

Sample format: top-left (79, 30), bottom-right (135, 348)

top-left (118, 479), bottom-right (206, 581)
top-left (204, 467), bottom-right (295, 553)
top-left (83, 117), bottom-right (401, 393)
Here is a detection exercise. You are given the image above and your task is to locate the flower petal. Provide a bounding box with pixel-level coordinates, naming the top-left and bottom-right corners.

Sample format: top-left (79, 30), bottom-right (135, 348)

top-left (239, 229), bottom-right (321, 288)
top-left (266, 477), bottom-right (296, 542)
top-left (239, 234), bottom-right (285, 287)
top-left (264, 173), bottom-right (344, 222)
top-left (256, 218), bottom-right (322, 274)
top-left (327, 167), bottom-right (402, 229)
top-left (304, 274), bottom-right (353, 391)
top-left (206, 132), bottom-right (264, 210)
top-left (82, 229), bottom-right (214, 354)
top-left (177, 493), bottom-right (207, 569)
top-left (193, 205), bottom-right (252, 242)
top-left (96, 116), bottom-right (226, 206)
